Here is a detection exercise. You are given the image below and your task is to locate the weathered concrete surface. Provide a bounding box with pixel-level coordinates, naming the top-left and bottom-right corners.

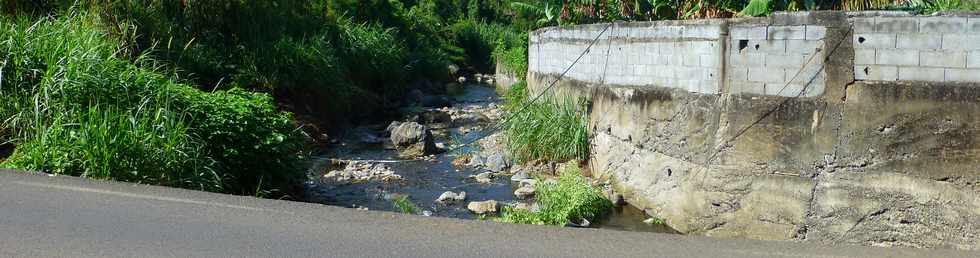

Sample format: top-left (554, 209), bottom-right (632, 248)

top-left (527, 11), bottom-right (980, 250)
top-left (543, 74), bottom-right (980, 250)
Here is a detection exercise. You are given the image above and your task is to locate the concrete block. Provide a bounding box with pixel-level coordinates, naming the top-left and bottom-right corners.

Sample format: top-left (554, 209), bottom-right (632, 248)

top-left (732, 26), bottom-right (767, 40)
top-left (918, 16), bottom-right (966, 33)
top-left (920, 50), bottom-right (966, 68)
top-left (941, 35), bottom-right (980, 50)
top-left (682, 25), bottom-right (721, 39)
top-left (729, 52), bottom-right (765, 67)
top-left (854, 34), bottom-right (896, 49)
top-left (733, 39), bottom-right (786, 53)
top-left (852, 17), bottom-right (875, 33)
top-left (854, 65), bottom-right (898, 81)
top-left (898, 67), bottom-right (944, 81)
top-left (730, 81), bottom-right (767, 95)
top-left (700, 55), bottom-right (719, 68)
top-left (768, 26), bottom-right (806, 40)
top-left (874, 17), bottom-right (918, 33)
top-left (969, 18), bottom-right (980, 33)
top-left (749, 67), bottom-right (786, 83)
top-left (876, 49), bottom-right (919, 66)
top-left (785, 40), bottom-right (821, 54)
top-left (728, 67), bottom-right (749, 81)
top-left (969, 51), bottom-right (980, 68)
top-left (652, 26), bottom-right (684, 38)
top-left (766, 54), bottom-right (806, 68)
top-left (805, 26), bottom-right (827, 40)
top-left (945, 68), bottom-right (980, 82)
top-left (665, 54), bottom-right (684, 66)
top-left (683, 54), bottom-right (701, 67)
top-left (855, 49), bottom-right (876, 65)
top-left (896, 34), bottom-right (941, 49)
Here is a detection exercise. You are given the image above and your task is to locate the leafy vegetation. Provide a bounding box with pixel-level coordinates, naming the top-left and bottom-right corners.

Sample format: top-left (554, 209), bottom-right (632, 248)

top-left (391, 195), bottom-right (420, 214)
top-left (0, 15), bottom-right (301, 195)
top-left (496, 163), bottom-right (613, 225)
top-left (503, 82), bottom-right (590, 164)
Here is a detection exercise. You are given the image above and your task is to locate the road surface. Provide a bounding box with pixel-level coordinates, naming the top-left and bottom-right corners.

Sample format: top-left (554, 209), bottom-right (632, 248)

top-left (0, 169), bottom-right (971, 257)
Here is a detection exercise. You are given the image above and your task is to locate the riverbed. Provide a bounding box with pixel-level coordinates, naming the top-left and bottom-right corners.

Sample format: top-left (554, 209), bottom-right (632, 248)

top-left (301, 83), bottom-right (674, 233)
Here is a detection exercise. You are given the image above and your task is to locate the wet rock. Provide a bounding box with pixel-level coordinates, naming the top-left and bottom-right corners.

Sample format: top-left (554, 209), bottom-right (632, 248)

top-left (385, 121), bottom-right (401, 136)
top-left (406, 89), bottom-right (424, 105)
top-left (467, 154), bottom-right (485, 167)
top-left (510, 170), bottom-right (530, 182)
top-left (467, 200), bottom-right (498, 214)
top-left (518, 179), bottom-right (537, 188)
top-left (471, 172), bottom-right (494, 184)
top-left (417, 110), bottom-right (453, 127)
top-left (421, 95), bottom-right (451, 108)
top-left (321, 160), bottom-right (401, 185)
top-left (512, 202), bottom-right (540, 212)
top-left (485, 153), bottom-right (510, 172)
top-left (390, 122), bottom-right (438, 157)
top-left (568, 218), bottom-right (591, 228)
top-left (422, 210), bottom-right (433, 217)
top-left (514, 185), bottom-right (536, 199)
top-left (436, 191), bottom-right (467, 204)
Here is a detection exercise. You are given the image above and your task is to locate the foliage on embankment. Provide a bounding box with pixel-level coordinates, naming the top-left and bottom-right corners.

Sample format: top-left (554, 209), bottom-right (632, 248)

top-left (0, 15), bottom-right (302, 196)
top-left (496, 163), bottom-right (613, 225)
top-left (502, 82), bottom-right (589, 164)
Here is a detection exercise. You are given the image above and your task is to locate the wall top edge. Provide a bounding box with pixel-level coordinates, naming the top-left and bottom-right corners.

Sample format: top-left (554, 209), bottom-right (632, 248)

top-left (531, 10), bottom-right (980, 36)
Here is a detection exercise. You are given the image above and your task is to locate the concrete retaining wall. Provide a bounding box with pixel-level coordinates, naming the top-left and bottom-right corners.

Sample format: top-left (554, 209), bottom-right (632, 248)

top-left (527, 11), bottom-right (980, 250)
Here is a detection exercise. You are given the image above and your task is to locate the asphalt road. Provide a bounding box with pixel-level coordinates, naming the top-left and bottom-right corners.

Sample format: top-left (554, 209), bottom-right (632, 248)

top-left (0, 170), bottom-right (972, 258)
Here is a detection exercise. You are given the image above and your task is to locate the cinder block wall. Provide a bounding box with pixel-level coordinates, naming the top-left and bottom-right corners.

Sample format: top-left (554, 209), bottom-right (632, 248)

top-left (851, 15), bottom-right (980, 82)
top-left (529, 21), bottom-right (726, 94)
top-left (528, 11), bottom-right (980, 96)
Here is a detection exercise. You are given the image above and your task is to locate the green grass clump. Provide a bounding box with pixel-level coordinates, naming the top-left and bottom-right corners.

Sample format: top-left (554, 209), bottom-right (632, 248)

top-left (502, 82), bottom-right (589, 164)
top-left (496, 162), bottom-right (613, 225)
top-left (391, 195), bottom-right (420, 214)
top-left (0, 14), bottom-right (302, 196)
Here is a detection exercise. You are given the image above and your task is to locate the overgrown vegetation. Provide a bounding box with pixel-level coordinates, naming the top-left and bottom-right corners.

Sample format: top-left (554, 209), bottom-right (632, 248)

top-left (0, 15), bottom-right (301, 195)
top-left (496, 163), bottom-right (613, 225)
top-left (502, 82), bottom-right (590, 164)
top-left (391, 195), bottom-right (420, 214)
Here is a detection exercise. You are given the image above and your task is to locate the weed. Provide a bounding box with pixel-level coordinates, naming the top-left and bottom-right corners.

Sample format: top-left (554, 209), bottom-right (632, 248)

top-left (496, 162), bottom-right (612, 226)
top-left (391, 195), bottom-right (420, 214)
top-left (502, 82), bottom-right (589, 164)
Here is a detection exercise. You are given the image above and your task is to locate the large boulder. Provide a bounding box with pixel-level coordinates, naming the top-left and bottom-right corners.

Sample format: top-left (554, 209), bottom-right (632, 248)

top-left (389, 122), bottom-right (438, 157)
top-left (467, 200), bottom-right (498, 214)
top-left (436, 191), bottom-right (467, 204)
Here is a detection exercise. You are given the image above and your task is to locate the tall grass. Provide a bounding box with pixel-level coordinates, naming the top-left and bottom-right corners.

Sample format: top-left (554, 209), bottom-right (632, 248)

top-left (0, 14), bottom-right (302, 196)
top-left (503, 82), bottom-right (590, 164)
top-left (497, 162), bottom-right (613, 225)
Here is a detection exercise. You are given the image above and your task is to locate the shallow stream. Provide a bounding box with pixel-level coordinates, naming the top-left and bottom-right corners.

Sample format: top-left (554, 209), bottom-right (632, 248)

top-left (302, 83), bottom-right (675, 233)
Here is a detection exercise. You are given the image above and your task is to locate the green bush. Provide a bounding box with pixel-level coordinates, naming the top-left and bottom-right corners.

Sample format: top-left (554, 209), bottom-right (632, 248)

top-left (503, 82), bottom-right (589, 164)
top-left (497, 162), bottom-right (613, 225)
top-left (0, 14), bottom-right (302, 196)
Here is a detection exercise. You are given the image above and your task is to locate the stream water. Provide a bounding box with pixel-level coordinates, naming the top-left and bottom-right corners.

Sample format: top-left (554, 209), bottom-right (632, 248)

top-left (301, 83), bottom-right (675, 233)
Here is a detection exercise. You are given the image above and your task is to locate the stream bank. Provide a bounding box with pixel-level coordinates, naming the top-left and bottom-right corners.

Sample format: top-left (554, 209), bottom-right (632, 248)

top-left (300, 80), bottom-right (674, 233)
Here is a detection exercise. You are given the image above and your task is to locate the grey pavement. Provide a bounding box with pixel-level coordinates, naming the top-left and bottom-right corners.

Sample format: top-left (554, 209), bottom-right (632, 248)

top-left (0, 169), bottom-right (972, 258)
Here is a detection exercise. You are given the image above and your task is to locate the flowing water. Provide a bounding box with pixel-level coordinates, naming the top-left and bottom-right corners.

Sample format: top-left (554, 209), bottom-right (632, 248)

top-left (302, 83), bottom-right (675, 233)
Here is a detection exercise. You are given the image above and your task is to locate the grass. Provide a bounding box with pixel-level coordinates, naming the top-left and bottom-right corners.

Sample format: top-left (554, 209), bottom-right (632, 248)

top-left (502, 82), bottom-right (590, 164)
top-left (496, 162), bottom-right (613, 226)
top-left (0, 14), bottom-right (302, 196)
top-left (391, 195), bottom-right (420, 214)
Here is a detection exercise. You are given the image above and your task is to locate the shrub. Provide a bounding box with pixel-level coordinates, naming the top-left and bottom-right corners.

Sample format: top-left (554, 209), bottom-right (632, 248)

top-left (497, 162), bottom-right (613, 225)
top-left (0, 14), bottom-right (302, 197)
top-left (502, 82), bottom-right (589, 164)
top-left (391, 195), bottom-right (420, 214)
